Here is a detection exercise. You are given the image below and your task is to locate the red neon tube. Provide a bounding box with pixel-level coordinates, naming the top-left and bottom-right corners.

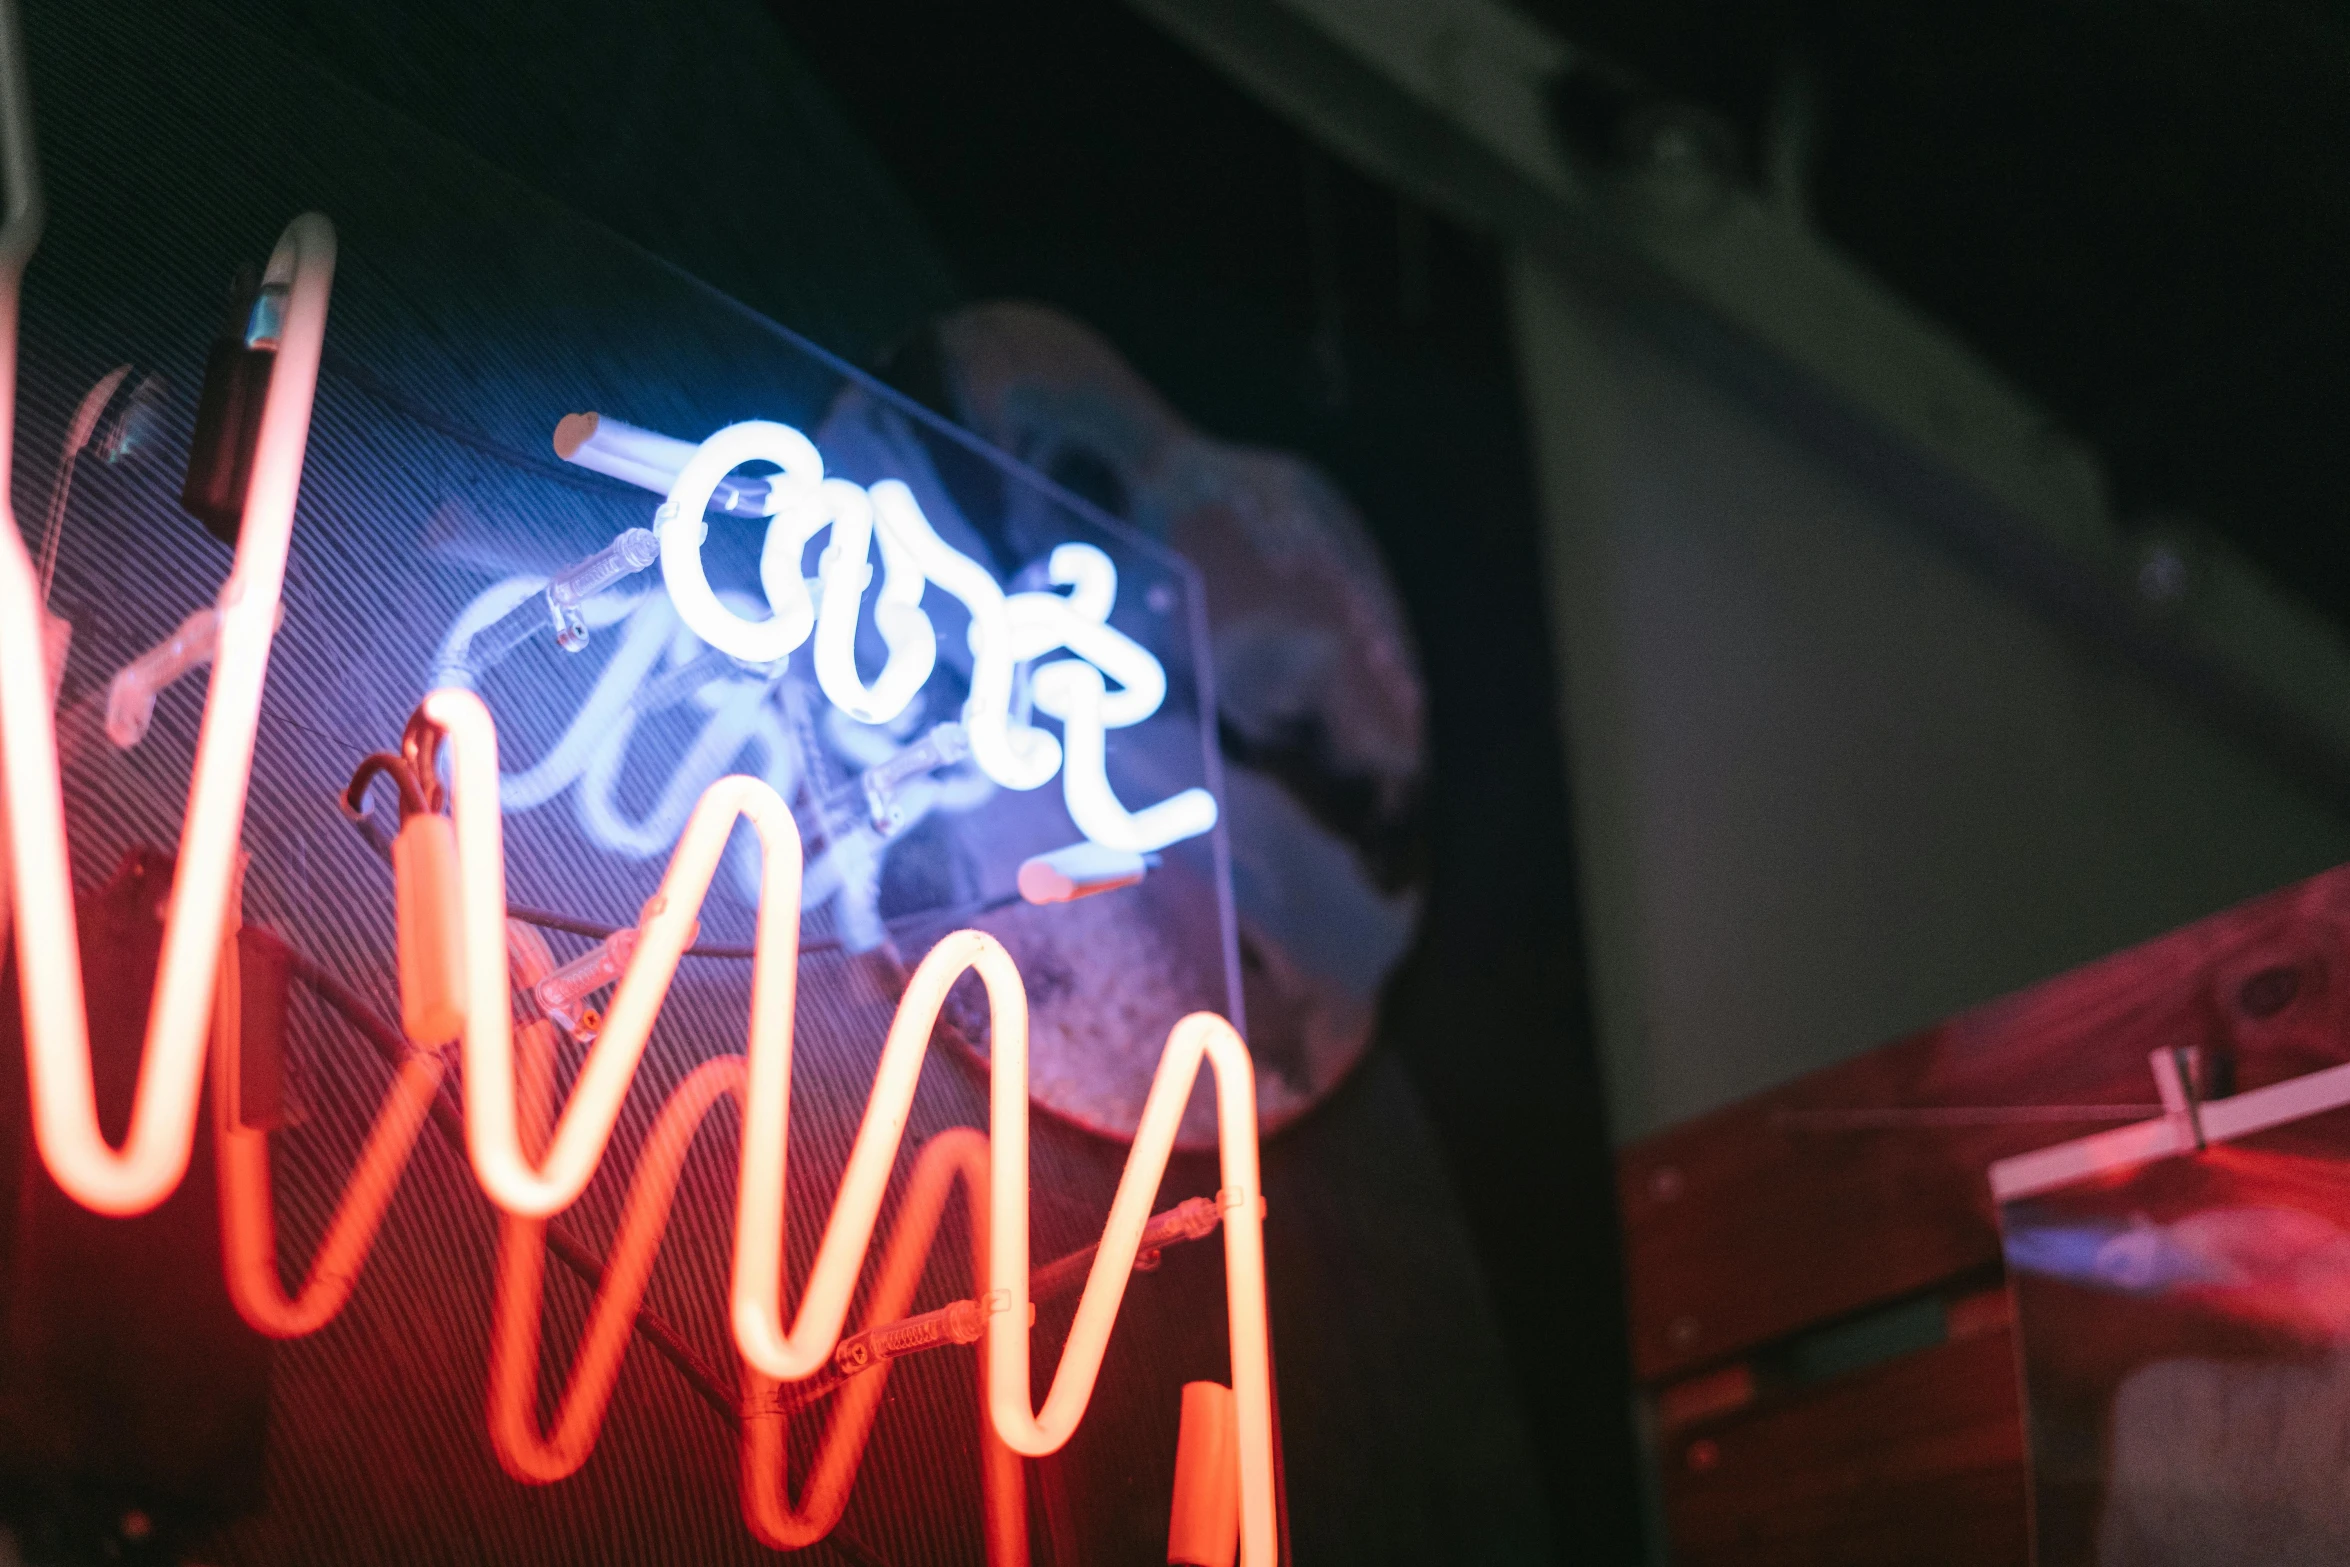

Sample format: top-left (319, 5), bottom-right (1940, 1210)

top-left (0, 195), bottom-right (1279, 1558)
top-left (0, 211), bottom-right (333, 1216)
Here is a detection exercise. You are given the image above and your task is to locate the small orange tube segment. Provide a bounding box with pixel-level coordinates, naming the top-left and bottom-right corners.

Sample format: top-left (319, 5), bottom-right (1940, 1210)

top-left (391, 811), bottom-right (464, 1047)
top-left (1168, 1381), bottom-right (1240, 1567)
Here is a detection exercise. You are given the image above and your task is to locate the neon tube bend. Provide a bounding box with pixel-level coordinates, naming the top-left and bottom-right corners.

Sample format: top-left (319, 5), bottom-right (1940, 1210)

top-left (218, 920), bottom-right (1029, 1560)
top-left (0, 212), bottom-right (334, 1216)
top-left (0, 203), bottom-right (1275, 1557)
top-left (424, 686), bottom-right (1277, 1562)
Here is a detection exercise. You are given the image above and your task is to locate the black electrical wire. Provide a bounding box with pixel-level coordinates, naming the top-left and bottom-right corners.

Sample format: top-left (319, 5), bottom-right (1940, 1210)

top-left (342, 750), bottom-right (427, 821)
top-left (502, 902), bottom-right (834, 959)
top-left (341, 710), bottom-right (448, 824)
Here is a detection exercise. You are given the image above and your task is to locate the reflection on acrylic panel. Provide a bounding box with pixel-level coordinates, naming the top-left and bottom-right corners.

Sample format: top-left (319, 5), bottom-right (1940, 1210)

top-left (2001, 1092), bottom-right (2350, 1565)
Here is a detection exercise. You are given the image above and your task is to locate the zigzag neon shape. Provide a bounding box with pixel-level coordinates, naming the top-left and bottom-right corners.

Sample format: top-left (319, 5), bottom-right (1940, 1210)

top-left (216, 920), bottom-right (1026, 1558)
top-left (0, 207), bottom-right (1276, 1560)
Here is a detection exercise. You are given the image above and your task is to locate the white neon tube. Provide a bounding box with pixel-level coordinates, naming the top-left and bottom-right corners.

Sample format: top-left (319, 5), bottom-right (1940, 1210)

top-left (434, 576), bottom-right (548, 688)
top-left (655, 420), bottom-right (826, 665)
top-left (0, 213), bottom-right (334, 1215)
top-left (812, 477), bottom-right (935, 724)
top-left (556, 411), bottom-right (698, 484)
top-left (515, 423), bottom-right (1220, 863)
top-left (1006, 545), bottom-right (1166, 728)
top-left (554, 411), bottom-right (773, 516)
top-left (1045, 539), bottom-right (1115, 623)
top-left (1033, 660), bottom-right (1219, 853)
top-left (866, 479), bottom-right (1060, 790)
top-left (492, 592), bottom-right (677, 809)
top-left (577, 675), bottom-right (782, 857)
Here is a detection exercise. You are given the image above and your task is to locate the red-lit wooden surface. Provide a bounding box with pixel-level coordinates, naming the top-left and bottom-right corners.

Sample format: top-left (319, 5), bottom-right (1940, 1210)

top-left (1619, 864), bottom-right (2350, 1383)
top-left (1661, 1327), bottom-right (2028, 1567)
top-left (1621, 862), bottom-right (2350, 1563)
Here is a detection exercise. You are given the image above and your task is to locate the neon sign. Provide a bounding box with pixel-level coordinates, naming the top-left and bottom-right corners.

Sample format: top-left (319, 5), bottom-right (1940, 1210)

top-left (0, 203), bottom-right (1278, 1565)
top-left (427, 410), bottom-right (1219, 944)
top-left (561, 410), bottom-right (1219, 854)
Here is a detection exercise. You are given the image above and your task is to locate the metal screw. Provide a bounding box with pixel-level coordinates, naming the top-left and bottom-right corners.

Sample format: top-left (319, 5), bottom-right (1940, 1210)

top-left (2237, 963), bottom-right (2301, 1020)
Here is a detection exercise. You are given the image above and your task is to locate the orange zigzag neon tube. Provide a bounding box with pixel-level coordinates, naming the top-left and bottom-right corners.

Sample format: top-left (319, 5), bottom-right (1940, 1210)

top-left (0, 211), bottom-right (1277, 1560)
top-left (216, 916), bottom-right (1025, 1558)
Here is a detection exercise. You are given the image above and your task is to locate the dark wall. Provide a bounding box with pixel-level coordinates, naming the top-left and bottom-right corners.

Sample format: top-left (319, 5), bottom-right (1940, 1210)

top-left (1531, 0), bottom-right (2350, 633)
top-left (210, 0), bottom-right (957, 362)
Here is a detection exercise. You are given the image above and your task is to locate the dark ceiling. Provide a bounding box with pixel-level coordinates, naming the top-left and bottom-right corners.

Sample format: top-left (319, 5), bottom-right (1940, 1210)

top-left (1527, 0), bottom-right (2350, 627)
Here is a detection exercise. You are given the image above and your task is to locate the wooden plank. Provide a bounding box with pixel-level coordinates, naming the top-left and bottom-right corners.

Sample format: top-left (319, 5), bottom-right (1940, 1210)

top-left (1661, 1327), bottom-right (2027, 1567)
top-left (1619, 863), bottom-right (2350, 1380)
